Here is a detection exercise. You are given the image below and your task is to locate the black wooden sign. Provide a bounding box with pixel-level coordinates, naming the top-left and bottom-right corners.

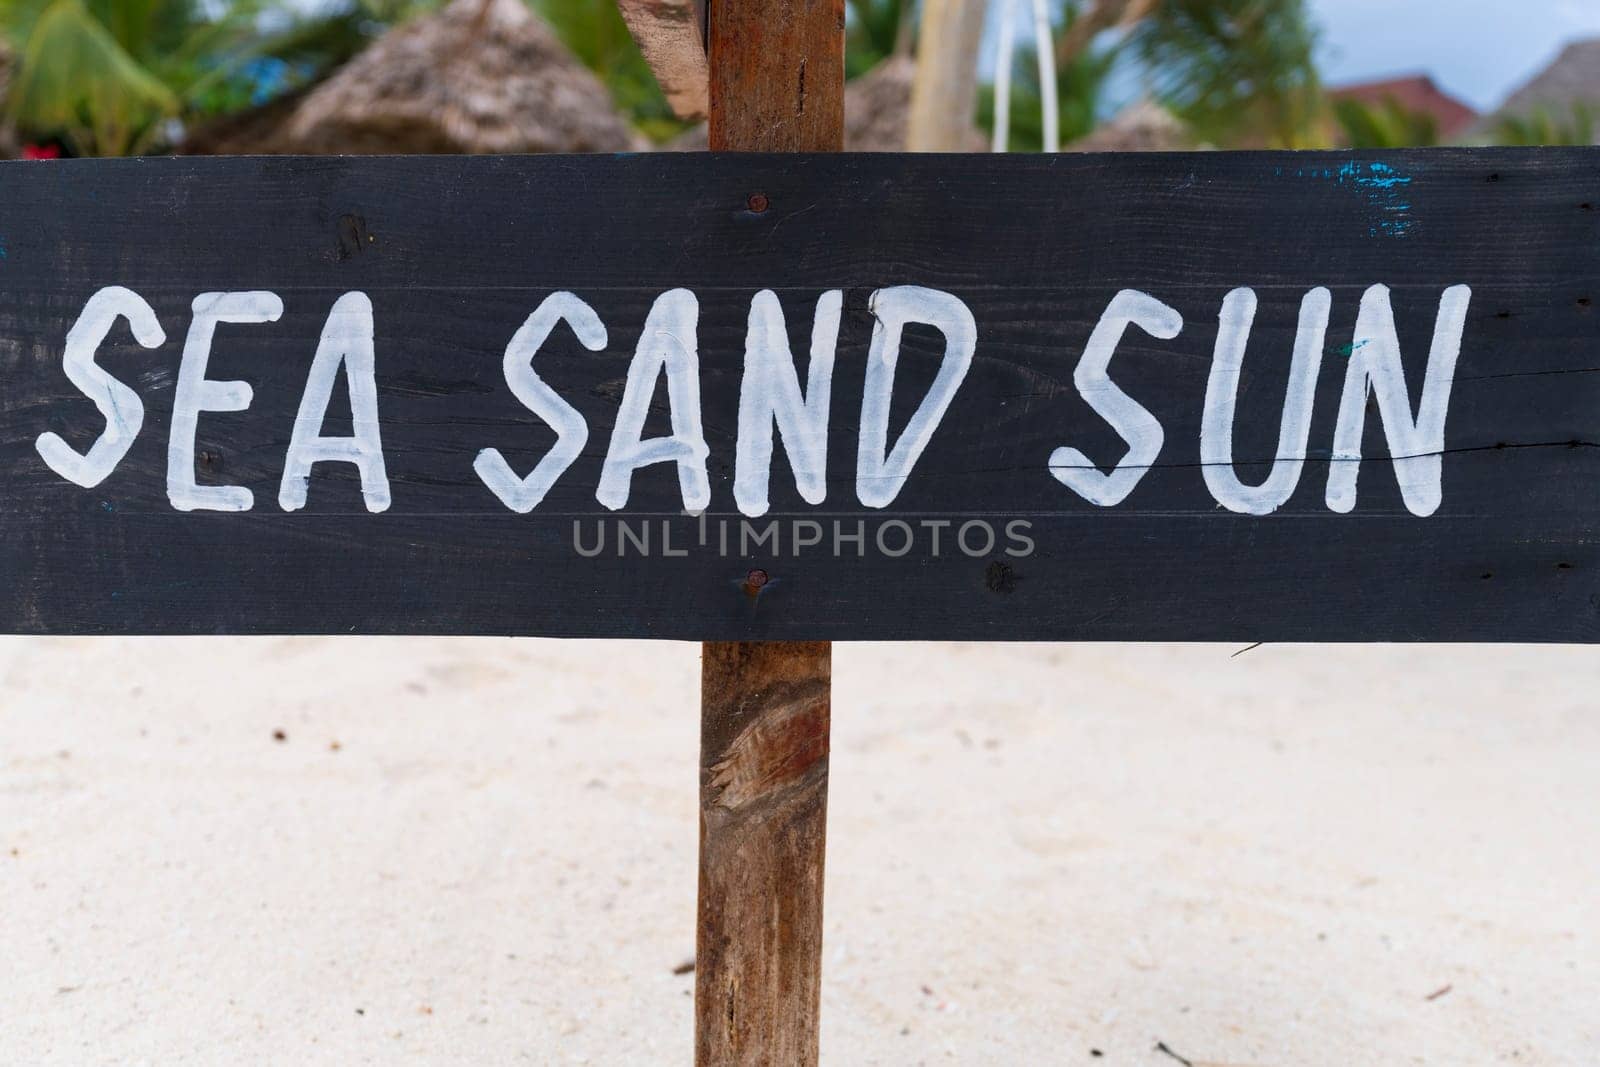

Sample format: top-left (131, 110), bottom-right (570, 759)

top-left (2, 150), bottom-right (1596, 640)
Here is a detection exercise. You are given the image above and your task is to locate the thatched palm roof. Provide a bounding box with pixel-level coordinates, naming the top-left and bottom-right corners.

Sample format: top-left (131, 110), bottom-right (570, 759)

top-left (1471, 37), bottom-right (1600, 143)
top-left (1070, 99), bottom-right (1193, 152)
top-left (1494, 38), bottom-right (1600, 116)
top-left (669, 56), bottom-right (985, 152)
top-left (188, 0), bottom-right (639, 155)
top-left (844, 56), bottom-right (931, 152)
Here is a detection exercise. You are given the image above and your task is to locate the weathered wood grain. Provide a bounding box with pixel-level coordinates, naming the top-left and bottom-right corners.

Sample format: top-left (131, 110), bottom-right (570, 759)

top-left (696, 8), bottom-right (840, 1065)
top-left (696, 640), bottom-right (831, 1065)
top-left (708, 0), bottom-right (844, 151)
top-left (617, 0), bottom-right (709, 120)
top-left (0, 150), bottom-right (1597, 640)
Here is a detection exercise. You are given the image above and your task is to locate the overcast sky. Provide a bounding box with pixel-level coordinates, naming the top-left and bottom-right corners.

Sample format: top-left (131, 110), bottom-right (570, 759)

top-left (1311, 0), bottom-right (1600, 109)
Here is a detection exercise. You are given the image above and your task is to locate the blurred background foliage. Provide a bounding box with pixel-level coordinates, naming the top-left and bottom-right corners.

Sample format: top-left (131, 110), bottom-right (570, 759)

top-left (0, 0), bottom-right (1580, 157)
top-left (1332, 96), bottom-right (1439, 150)
top-left (529, 0), bottom-right (679, 138)
top-left (1491, 103), bottom-right (1594, 147)
top-left (845, 0), bottom-right (915, 78)
top-left (0, 0), bottom-right (679, 153)
top-left (1125, 0), bottom-right (1321, 147)
top-left (973, 0), bottom-right (1320, 150)
top-left (977, 4), bottom-right (1118, 151)
top-left (2, 0), bottom-right (261, 155)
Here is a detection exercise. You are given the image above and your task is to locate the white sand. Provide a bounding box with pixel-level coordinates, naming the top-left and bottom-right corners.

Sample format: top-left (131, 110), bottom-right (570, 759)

top-left (1, 638), bottom-right (1596, 1065)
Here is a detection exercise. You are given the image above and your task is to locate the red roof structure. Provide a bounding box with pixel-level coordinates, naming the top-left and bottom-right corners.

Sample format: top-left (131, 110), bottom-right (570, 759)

top-left (1329, 74), bottom-right (1478, 142)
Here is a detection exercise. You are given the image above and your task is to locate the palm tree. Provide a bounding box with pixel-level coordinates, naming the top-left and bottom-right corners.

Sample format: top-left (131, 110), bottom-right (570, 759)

top-left (979, 0), bottom-right (1319, 152)
top-left (1048, 0), bottom-right (1321, 149)
top-left (2, 0), bottom-right (248, 155)
top-left (1129, 0), bottom-right (1321, 147)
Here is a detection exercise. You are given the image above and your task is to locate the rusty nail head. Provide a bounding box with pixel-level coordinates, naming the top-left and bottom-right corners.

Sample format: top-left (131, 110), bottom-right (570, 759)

top-left (747, 193), bottom-right (769, 213)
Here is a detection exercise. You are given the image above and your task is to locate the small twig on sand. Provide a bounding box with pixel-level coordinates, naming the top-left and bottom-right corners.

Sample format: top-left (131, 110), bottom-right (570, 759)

top-left (1155, 1041), bottom-right (1195, 1067)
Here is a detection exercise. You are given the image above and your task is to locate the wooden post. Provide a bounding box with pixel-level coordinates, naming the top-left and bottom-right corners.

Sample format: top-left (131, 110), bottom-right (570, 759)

top-left (697, 642), bottom-right (832, 1064)
top-left (616, 0), bottom-right (710, 120)
top-left (707, 0), bottom-right (845, 153)
top-left (699, 2), bottom-right (843, 1064)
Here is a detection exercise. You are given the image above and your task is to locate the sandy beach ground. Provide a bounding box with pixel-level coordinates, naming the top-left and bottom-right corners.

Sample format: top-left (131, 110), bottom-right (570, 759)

top-left (1, 637), bottom-right (1596, 1065)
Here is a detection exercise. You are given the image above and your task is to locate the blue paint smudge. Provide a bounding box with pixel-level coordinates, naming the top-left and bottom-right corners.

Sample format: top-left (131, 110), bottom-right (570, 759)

top-left (1343, 160), bottom-right (1411, 189)
top-left (1290, 159), bottom-right (1416, 238)
top-left (1342, 161), bottom-right (1415, 237)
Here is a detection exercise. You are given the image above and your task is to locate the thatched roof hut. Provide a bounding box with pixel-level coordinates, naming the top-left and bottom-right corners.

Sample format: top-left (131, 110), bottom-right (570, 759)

top-left (669, 55), bottom-right (985, 152)
top-left (186, 0), bottom-right (639, 155)
top-left (1069, 99), bottom-right (1193, 152)
top-left (1470, 37), bottom-right (1600, 143)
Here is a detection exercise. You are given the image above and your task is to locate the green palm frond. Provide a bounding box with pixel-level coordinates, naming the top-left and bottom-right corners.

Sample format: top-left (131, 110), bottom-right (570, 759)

top-left (1132, 0), bottom-right (1321, 147)
top-left (6, 0), bottom-right (180, 155)
top-left (532, 0), bottom-right (680, 138)
top-left (1333, 96), bottom-right (1438, 149)
top-left (846, 0), bottom-right (915, 78)
top-left (0, 0), bottom-right (435, 156)
top-left (1491, 104), bottom-right (1595, 147)
top-left (0, 0), bottom-right (60, 44)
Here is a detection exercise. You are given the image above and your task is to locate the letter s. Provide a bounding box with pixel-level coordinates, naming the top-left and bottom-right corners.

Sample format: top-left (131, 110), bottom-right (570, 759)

top-left (1049, 289), bottom-right (1182, 507)
top-left (35, 286), bottom-right (166, 488)
top-left (475, 292), bottom-right (606, 513)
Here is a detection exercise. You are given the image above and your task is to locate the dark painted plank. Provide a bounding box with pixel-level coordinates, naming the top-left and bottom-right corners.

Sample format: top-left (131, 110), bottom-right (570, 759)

top-left (0, 150), bottom-right (1597, 640)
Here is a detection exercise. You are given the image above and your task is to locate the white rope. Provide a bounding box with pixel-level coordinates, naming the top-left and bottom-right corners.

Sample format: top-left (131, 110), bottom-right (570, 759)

top-left (1032, 0), bottom-right (1059, 151)
top-left (992, 0), bottom-right (1016, 152)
